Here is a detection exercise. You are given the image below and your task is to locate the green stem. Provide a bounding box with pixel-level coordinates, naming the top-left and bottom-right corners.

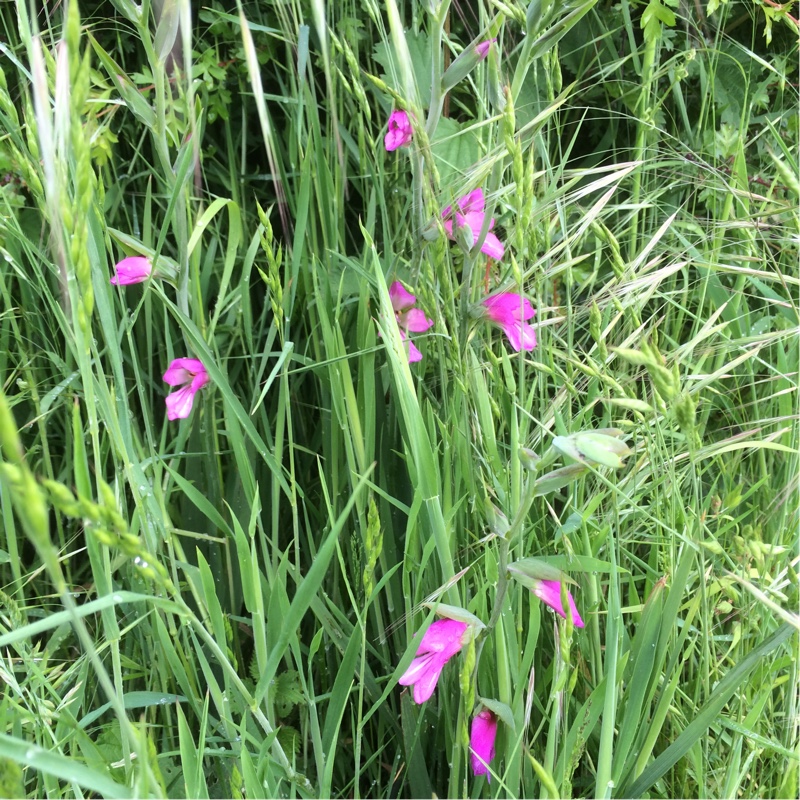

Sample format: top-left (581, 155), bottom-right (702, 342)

top-left (486, 537), bottom-right (510, 634)
top-left (510, 36), bottom-right (534, 102)
top-left (425, 0), bottom-right (452, 139)
top-left (479, 470), bottom-right (537, 647)
top-left (628, 13), bottom-right (657, 261)
top-left (594, 525), bottom-right (620, 799)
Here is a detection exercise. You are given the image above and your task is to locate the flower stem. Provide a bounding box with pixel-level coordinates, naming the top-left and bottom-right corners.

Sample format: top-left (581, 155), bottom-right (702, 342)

top-left (481, 473), bottom-right (536, 640)
top-left (425, 0), bottom-right (452, 140)
top-left (485, 536), bottom-right (510, 634)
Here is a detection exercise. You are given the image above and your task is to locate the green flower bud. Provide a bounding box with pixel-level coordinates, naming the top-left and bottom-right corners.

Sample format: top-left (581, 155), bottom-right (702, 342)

top-left (553, 431), bottom-right (631, 468)
top-left (519, 447), bottom-right (540, 471)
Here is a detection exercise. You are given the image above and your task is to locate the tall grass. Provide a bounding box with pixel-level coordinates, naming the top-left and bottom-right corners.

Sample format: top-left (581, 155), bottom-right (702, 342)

top-left (0, 0), bottom-right (797, 797)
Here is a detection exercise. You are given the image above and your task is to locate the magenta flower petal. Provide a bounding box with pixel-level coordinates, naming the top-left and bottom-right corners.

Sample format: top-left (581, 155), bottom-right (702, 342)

top-left (164, 385), bottom-right (196, 421)
top-left (482, 293), bottom-right (535, 321)
top-left (470, 709), bottom-right (498, 779)
top-left (398, 618), bottom-right (468, 704)
top-left (411, 664), bottom-right (444, 704)
top-left (401, 332), bottom-right (424, 363)
top-left (476, 39), bottom-right (496, 60)
top-left (501, 321), bottom-right (537, 351)
top-left (533, 579), bottom-right (585, 627)
top-left (398, 653), bottom-right (435, 686)
top-left (163, 357), bottom-right (207, 386)
top-left (458, 188), bottom-right (485, 215)
top-left (417, 618), bottom-right (468, 656)
top-left (388, 281), bottom-right (432, 363)
top-left (398, 653), bottom-right (445, 704)
top-left (404, 308), bottom-right (434, 333)
top-left (110, 255), bottom-right (152, 286)
top-left (162, 358), bottom-right (209, 421)
top-left (190, 370), bottom-right (210, 393)
top-left (442, 188), bottom-right (504, 261)
top-left (481, 231), bottom-right (505, 260)
top-left (385, 110), bottom-right (413, 151)
top-left (481, 293), bottom-right (537, 351)
top-left (389, 281), bottom-right (416, 312)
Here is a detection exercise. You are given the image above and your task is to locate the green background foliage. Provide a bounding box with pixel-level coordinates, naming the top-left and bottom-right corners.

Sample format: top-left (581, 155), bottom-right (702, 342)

top-left (0, 0), bottom-right (797, 797)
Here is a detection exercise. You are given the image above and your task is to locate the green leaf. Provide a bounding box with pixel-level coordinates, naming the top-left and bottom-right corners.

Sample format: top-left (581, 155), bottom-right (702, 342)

top-left (274, 671), bottom-right (305, 717)
top-left (0, 734), bottom-right (131, 798)
top-left (626, 623), bottom-right (795, 798)
top-left (254, 467), bottom-right (373, 705)
top-left (373, 29), bottom-right (432, 106)
top-left (431, 118), bottom-right (481, 190)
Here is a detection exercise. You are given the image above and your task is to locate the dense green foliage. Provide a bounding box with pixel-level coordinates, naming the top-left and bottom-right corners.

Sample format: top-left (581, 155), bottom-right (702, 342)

top-left (0, 0), bottom-right (798, 797)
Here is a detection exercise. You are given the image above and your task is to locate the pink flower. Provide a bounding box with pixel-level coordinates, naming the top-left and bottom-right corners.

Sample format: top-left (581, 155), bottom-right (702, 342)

top-left (476, 38), bottom-right (496, 60)
top-left (389, 281), bottom-right (433, 363)
top-left (470, 709), bottom-right (498, 780)
top-left (442, 188), bottom-right (504, 260)
top-left (162, 358), bottom-right (210, 421)
top-left (110, 256), bottom-right (152, 285)
top-left (385, 110), bottom-right (413, 151)
top-left (398, 618), bottom-right (468, 703)
top-left (532, 579), bottom-right (585, 627)
top-left (481, 293), bottom-right (537, 351)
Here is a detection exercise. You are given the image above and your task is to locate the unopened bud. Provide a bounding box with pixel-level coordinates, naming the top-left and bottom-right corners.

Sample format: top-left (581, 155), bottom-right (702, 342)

top-left (553, 431), bottom-right (631, 469)
top-left (442, 39), bottom-right (495, 92)
top-left (487, 503), bottom-right (510, 539)
top-left (519, 447), bottom-right (540, 471)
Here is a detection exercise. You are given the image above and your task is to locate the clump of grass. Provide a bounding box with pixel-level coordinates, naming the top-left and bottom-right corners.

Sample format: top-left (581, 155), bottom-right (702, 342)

top-left (0, 0), bottom-right (797, 798)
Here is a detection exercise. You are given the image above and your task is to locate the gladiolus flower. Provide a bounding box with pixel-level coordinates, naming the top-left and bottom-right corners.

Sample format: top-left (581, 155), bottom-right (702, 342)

top-left (476, 38), bottom-right (496, 60)
top-left (442, 188), bottom-right (504, 260)
top-left (110, 256), bottom-right (152, 285)
top-left (398, 618), bottom-right (468, 703)
top-left (532, 579), bottom-right (585, 627)
top-left (470, 709), bottom-right (498, 780)
top-left (481, 293), bottom-right (537, 351)
top-left (389, 281), bottom-right (433, 363)
top-left (163, 358), bottom-right (210, 421)
top-left (385, 110), bottom-right (413, 151)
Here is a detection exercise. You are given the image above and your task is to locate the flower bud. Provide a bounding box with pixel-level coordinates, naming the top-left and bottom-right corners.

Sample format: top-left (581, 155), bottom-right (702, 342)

top-left (553, 431), bottom-right (631, 469)
top-left (533, 464), bottom-right (588, 495)
top-left (441, 39), bottom-right (496, 92)
top-left (519, 447), bottom-right (540, 471)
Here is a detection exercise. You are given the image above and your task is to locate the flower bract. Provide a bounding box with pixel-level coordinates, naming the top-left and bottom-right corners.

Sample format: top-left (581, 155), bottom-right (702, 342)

top-left (163, 358), bottom-right (210, 421)
top-left (398, 618), bottom-right (468, 703)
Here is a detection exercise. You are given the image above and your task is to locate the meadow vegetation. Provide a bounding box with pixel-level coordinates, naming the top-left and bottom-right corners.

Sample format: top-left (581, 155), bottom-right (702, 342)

top-left (0, 0), bottom-right (798, 797)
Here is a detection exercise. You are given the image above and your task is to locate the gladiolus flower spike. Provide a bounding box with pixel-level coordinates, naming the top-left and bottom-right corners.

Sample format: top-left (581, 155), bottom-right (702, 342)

top-left (470, 709), bottom-right (498, 780)
top-left (398, 618), bottom-right (468, 704)
top-left (533, 579), bottom-right (585, 627)
top-left (385, 109), bottom-right (413, 151)
top-left (163, 358), bottom-right (210, 421)
top-left (389, 281), bottom-right (433, 363)
top-left (482, 292), bottom-right (537, 352)
top-left (110, 255), bottom-right (152, 285)
top-left (442, 188), bottom-right (504, 260)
